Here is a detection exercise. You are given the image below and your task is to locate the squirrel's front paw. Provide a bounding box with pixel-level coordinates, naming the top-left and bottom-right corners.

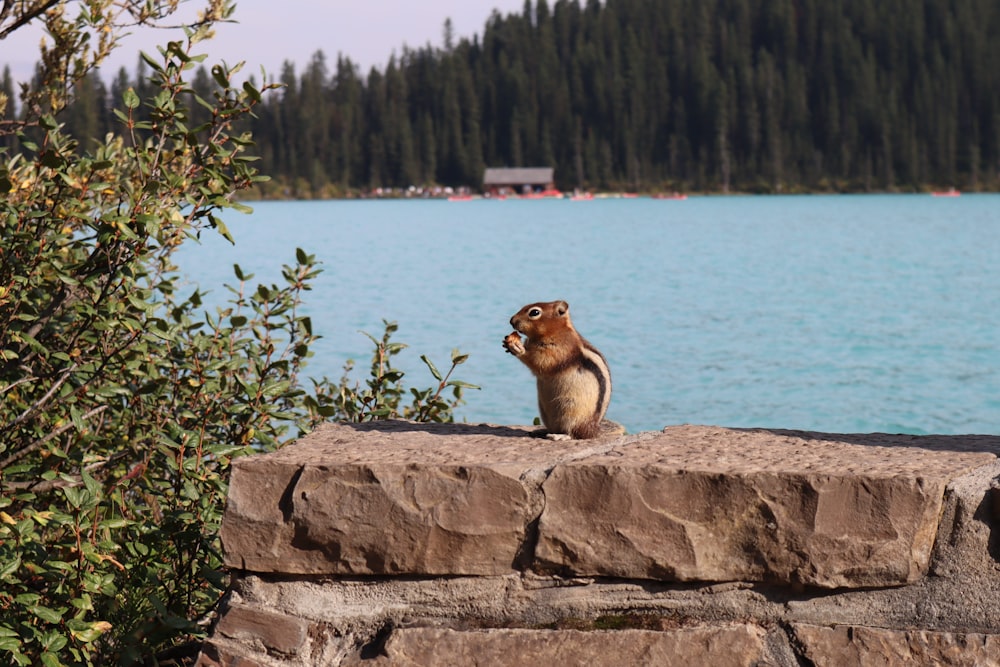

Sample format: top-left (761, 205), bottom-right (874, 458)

top-left (503, 331), bottom-right (525, 356)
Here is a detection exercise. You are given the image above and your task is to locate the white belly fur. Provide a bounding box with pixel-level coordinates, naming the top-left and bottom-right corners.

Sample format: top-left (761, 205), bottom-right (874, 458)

top-left (536, 365), bottom-right (603, 434)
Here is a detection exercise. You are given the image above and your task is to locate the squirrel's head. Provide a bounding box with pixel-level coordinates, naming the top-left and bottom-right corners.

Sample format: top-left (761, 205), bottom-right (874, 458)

top-left (510, 300), bottom-right (572, 337)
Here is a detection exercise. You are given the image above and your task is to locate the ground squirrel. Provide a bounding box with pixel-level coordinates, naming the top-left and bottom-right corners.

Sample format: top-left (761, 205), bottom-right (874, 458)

top-left (503, 300), bottom-right (618, 440)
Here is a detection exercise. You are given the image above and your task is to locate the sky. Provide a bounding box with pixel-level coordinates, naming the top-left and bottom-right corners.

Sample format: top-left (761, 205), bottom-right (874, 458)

top-left (1, 0), bottom-right (530, 84)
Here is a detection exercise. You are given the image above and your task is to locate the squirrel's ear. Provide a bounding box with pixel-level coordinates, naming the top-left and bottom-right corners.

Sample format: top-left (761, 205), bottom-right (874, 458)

top-left (555, 300), bottom-right (569, 316)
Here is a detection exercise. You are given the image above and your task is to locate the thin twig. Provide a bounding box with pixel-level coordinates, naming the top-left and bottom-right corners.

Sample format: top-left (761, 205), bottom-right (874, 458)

top-left (0, 374), bottom-right (37, 395)
top-left (2, 445), bottom-right (126, 492)
top-left (0, 0), bottom-right (60, 40)
top-left (3, 363), bottom-right (78, 434)
top-left (0, 404), bottom-right (108, 469)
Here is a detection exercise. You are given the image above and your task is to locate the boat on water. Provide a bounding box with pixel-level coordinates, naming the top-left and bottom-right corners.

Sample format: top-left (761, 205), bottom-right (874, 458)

top-left (931, 188), bottom-right (960, 197)
top-left (653, 192), bottom-right (688, 200)
top-left (520, 188), bottom-right (563, 199)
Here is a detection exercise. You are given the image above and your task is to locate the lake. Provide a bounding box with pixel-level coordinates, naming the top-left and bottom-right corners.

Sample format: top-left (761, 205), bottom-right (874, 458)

top-left (175, 194), bottom-right (1000, 436)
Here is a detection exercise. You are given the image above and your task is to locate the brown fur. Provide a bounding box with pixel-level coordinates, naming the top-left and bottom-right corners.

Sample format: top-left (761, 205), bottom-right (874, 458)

top-left (503, 300), bottom-right (611, 439)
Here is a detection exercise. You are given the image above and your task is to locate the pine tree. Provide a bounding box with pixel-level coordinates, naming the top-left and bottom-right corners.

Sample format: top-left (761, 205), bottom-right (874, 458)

top-left (29, 0), bottom-right (1000, 193)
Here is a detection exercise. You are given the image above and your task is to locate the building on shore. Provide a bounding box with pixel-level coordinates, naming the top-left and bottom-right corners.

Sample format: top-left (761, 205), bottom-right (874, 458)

top-left (482, 167), bottom-right (556, 196)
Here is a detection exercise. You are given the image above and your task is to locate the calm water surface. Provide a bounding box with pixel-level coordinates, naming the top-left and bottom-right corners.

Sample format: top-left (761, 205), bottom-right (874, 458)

top-left (176, 194), bottom-right (1000, 435)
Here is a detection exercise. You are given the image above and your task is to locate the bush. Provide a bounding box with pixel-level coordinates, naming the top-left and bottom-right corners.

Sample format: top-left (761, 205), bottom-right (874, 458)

top-left (0, 3), bottom-right (475, 664)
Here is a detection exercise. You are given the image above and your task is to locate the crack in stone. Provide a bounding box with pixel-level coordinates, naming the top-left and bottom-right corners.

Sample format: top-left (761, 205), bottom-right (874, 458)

top-left (510, 434), bottom-right (643, 574)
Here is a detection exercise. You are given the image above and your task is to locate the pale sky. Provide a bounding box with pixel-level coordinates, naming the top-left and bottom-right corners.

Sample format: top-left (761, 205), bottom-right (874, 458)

top-left (1, 0), bottom-right (530, 84)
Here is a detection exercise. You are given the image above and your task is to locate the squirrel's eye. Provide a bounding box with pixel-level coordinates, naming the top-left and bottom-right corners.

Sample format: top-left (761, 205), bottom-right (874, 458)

top-left (529, 308), bottom-right (541, 318)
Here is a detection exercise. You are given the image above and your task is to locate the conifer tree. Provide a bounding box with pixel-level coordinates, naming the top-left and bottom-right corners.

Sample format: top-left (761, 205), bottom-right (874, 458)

top-left (19, 0), bottom-right (992, 193)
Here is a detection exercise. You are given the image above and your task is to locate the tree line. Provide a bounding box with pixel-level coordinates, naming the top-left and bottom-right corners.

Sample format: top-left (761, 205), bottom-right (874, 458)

top-left (5, 0), bottom-right (1000, 195)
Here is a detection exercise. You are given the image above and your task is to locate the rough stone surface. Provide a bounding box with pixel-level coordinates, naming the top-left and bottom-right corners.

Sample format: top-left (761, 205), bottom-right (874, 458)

top-left (220, 421), bottom-right (627, 575)
top-left (220, 421), bottom-right (996, 588)
top-left (536, 426), bottom-right (996, 587)
top-left (344, 625), bottom-right (771, 667)
top-left (201, 422), bottom-right (1000, 666)
top-left (793, 624), bottom-right (1000, 666)
top-left (215, 606), bottom-right (308, 656)
top-left (195, 643), bottom-right (268, 667)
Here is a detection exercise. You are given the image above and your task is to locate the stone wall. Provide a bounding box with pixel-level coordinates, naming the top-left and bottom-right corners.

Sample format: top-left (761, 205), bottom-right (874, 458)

top-left (196, 421), bottom-right (1000, 666)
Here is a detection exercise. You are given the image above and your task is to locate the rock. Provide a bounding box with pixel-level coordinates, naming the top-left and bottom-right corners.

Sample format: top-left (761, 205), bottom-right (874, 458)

top-left (219, 421), bottom-right (607, 575)
top-left (219, 421), bottom-right (995, 588)
top-left (215, 606), bottom-right (308, 656)
top-left (535, 426), bottom-right (994, 588)
top-left (347, 625), bottom-right (771, 667)
top-left (793, 624), bottom-right (1000, 665)
top-left (205, 422), bottom-right (1000, 666)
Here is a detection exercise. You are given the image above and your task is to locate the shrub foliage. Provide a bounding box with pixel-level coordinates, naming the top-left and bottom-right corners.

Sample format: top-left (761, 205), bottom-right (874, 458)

top-left (0, 2), bottom-right (474, 664)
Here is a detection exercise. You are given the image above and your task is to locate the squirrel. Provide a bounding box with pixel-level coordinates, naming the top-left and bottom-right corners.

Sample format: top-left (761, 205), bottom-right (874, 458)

top-left (502, 300), bottom-right (620, 440)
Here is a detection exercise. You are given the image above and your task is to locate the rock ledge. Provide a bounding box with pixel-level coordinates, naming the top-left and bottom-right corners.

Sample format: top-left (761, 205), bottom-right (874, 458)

top-left (200, 421), bottom-right (1000, 666)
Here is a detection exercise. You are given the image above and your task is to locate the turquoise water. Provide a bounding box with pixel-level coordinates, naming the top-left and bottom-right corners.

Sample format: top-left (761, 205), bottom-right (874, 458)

top-left (175, 194), bottom-right (1000, 435)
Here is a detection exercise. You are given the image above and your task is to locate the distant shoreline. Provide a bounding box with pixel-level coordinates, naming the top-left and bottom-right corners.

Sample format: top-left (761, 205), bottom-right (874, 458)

top-left (237, 187), bottom-right (992, 202)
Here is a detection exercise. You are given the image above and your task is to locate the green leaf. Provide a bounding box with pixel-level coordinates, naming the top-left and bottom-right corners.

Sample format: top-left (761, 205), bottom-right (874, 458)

top-left (242, 80), bottom-right (262, 103)
top-left (68, 621), bottom-right (109, 644)
top-left (0, 556), bottom-right (21, 579)
top-left (420, 355), bottom-right (442, 381)
top-left (449, 380), bottom-right (481, 390)
top-left (41, 632), bottom-right (67, 652)
top-left (62, 486), bottom-right (84, 510)
top-left (211, 65), bottom-right (230, 88)
top-left (30, 605), bottom-right (64, 624)
top-left (0, 637), bottom-right (22, 652)
top-left (213, 218), bottom-right (234, 244)
top-left (69, 406), bottom-right (85, 432)
top-left (122, 87), bottom-right (140, 109)
top-left (127, 292), bottom-right (151, 312)
top-left (80, 470), bottom-right (101, 498)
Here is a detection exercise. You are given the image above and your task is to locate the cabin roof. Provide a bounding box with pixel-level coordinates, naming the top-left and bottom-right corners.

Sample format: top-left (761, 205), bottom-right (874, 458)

top-left (482, 167), bottom-right (554, 186)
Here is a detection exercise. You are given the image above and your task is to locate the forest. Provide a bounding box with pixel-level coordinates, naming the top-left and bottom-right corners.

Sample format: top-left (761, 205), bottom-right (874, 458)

top-left (4, 0), bottom-right (1000, 195)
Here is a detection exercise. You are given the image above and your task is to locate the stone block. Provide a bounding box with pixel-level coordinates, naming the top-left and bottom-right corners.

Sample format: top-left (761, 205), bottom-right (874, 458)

top-left (195, 641), bottom-right (270, 667)
top-left (535, 426), bottom-right (995, 588)
top-left (220, 421), bottom-right (996, 587)
top-left (793, 624), bottom-right (1000, 666)
top-left (349, 625), bottom-right (770, 667)
top-left (216, 606), bottom-right (308, 655)
top-left (220, 422), bottom-right (605, 575)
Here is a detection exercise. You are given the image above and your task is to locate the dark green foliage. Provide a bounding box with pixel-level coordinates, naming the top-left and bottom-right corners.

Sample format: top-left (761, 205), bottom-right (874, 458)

top-left (311, 321), bottom-right (477, 423)
top-left (11, 0), bottom-right (999, 194)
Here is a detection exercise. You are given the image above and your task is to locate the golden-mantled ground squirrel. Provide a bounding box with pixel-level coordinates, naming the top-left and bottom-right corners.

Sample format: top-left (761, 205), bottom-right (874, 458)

top-left (503, 300), bottom-right (620, 440)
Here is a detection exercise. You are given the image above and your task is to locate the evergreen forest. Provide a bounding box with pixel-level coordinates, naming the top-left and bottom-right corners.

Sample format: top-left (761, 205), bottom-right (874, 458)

top-left (5, 0), bottom-right (1000, 195)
